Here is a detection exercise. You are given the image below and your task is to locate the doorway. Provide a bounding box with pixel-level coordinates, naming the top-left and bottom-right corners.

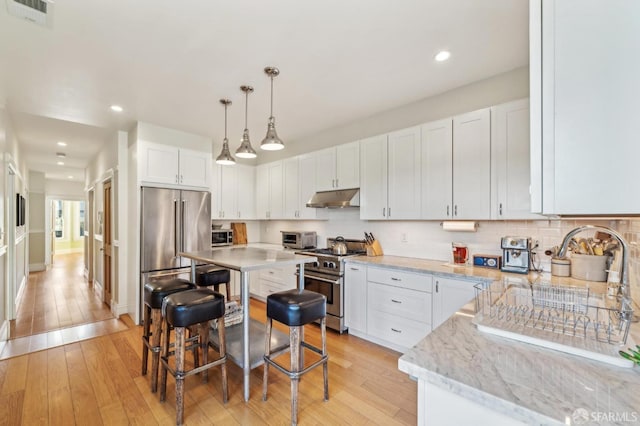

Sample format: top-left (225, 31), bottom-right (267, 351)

top-left (102, 180), bottom-right (112, 306)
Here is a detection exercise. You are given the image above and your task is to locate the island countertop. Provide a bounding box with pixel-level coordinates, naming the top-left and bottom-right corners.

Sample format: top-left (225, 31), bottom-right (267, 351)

top-left (179, 246), bottom-right (315, 271)
top-left (398, 303), bottom-right (640, 425)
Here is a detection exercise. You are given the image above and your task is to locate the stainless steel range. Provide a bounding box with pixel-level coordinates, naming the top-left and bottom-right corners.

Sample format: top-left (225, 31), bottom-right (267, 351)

top-left (296, 237), bottom-right (367, 333)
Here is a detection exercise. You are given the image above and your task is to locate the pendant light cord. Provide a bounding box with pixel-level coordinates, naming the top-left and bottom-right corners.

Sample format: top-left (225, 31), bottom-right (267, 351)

top-left (245, 90), bottom-right (249, 129)
top-left (224, 103), bottom-right (228, 140)
top-left (269, 76), bottom-right (274, 119)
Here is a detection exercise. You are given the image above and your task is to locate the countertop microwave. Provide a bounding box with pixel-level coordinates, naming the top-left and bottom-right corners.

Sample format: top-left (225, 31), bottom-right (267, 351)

top-left (212, 229), bottom-right (233, 246)
top-left (281, 231), bottom-right (317, 249)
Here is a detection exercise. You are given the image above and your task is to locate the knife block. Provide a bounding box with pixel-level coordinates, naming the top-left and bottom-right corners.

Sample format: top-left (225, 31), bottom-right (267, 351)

top-left (366, 240), bottom-right (383, 256)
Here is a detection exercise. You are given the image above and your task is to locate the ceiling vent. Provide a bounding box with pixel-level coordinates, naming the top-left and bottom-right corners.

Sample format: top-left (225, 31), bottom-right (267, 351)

top-left (6, 0), bottom-right (54, 27)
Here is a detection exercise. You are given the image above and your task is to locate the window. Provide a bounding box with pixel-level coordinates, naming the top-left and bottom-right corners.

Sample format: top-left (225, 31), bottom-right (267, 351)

top-left (78, 201), bottom-right (85, 237)
top-left (54, 200), bottom-right (63, 238)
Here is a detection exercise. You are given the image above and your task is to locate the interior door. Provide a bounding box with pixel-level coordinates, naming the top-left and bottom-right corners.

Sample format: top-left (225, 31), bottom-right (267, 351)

top-left (103, 180), bottom-right (112, 306)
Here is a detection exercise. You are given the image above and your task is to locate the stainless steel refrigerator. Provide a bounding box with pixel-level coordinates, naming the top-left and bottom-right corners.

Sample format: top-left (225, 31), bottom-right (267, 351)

top-left (140, 187), bottom-right (211, 318)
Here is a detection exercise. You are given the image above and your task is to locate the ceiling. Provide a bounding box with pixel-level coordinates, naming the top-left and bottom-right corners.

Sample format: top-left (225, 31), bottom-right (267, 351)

top-left (0, 0), bottom-right (529, 183)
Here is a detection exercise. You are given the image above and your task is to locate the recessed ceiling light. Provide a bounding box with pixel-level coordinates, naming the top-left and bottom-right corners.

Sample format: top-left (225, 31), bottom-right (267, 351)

top-left (110, 105), bottom-right (123, 112)
top-left (56, 152), bottom-right (66, 158)
top-left (435, 51), bottom-right (451, 62)
top-left (57, 161), bottom-right (64, 166)
top-left (57, 141), bottom-right (67, 147)
top-left (68, 175), bottom-right (74, 179)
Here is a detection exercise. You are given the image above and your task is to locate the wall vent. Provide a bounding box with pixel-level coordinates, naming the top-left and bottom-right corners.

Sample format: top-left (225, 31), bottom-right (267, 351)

top-left (6, 0), bottom-right (54, 27)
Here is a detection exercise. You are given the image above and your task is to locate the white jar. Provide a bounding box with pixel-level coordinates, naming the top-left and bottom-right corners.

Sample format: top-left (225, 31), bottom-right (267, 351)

top-left (551, 258), bottom-right (571, 277)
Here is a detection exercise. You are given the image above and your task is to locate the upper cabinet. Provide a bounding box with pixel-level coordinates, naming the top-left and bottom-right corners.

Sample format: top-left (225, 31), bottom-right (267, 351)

top-left (360, 127), bottom-right (421, 220)
top-left (214, 164), bottom-right (255, 220)
top-left (491, 99), bottom-right (543, 220)
top-left (283, 154), bottom-right (323, 220)
top-left (315, 141), bottom-right (360, 191)
top-left (421, 109), bottom-right (491, 220)
top-left (255, 161), bottom-right (284, 220)
top-left (531, 0), bottom-right (640, 215)
top-left (140, 142), bottom-right (211, 189)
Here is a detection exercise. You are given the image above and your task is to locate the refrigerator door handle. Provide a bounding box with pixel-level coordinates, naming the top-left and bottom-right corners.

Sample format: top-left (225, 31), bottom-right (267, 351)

top-left (181, 199), bottom-right (186, 253)
top-left (174, 199), bottom-right (179, 257)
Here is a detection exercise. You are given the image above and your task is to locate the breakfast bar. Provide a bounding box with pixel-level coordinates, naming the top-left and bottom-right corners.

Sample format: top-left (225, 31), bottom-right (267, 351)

top-left (180, 247), bottom-right (317, 401)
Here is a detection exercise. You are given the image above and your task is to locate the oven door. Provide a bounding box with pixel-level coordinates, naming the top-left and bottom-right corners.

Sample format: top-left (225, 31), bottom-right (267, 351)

top-left (298, 271), bottom-right (341, 317)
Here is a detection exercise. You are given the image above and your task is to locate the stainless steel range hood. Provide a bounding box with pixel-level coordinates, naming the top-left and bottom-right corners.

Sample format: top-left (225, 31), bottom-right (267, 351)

top-left (306, 188), bottom-right (360, 208)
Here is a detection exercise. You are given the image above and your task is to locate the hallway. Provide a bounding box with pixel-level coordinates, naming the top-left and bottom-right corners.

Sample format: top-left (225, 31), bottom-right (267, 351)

top-left (1, 253), bottom-right (128, 360)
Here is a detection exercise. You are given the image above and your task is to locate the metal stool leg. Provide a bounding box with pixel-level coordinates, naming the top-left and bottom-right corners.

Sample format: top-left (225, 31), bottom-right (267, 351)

top-left (262, 318), bottom-right (272, 401)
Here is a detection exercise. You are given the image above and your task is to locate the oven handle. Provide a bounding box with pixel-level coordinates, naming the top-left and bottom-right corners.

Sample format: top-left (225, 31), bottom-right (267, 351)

top-left (295, 272), bottom-right (341, 285)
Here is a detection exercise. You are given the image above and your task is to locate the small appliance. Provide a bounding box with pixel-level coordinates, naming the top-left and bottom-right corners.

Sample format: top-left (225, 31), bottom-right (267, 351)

top-left (281, 231), bottom-right (317, 249)
top-left (211, 228), bottom-right (233, 246)
top-left (501, 236), bottom-right (531, 274)
top-left (472, 254), bottom-right (502, 269)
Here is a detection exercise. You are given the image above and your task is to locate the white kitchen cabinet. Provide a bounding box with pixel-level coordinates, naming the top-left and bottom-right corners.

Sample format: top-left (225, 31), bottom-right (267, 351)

top-left (140, 143), bottom-right (211, 188)
top-left (421, 118), bottom-right (453, 219)
top-left (452, 108), bottom-right (491, 219)
top-left (315, 141), bottom-right (360, 191)
top-left (432, 276), bottom-right (477, 329)
top-left (283, 154), bottom-right (321, 219)
top-left (491, 99), bottom-right (543, 220)
top-left (215, 164), bottom-right (255, 220)
top-left (250, 265), bottom-right (296, 300)
top-left (421, 109), bottom-right (490, 220)
top-left (531, 0), bottom-right (640, 215)
top-left (360, 127), bottom-right (421, 220)
top-left (255, 161), bottom-right (283, 220)
top-left (344, 263), bottom-right (367, 333)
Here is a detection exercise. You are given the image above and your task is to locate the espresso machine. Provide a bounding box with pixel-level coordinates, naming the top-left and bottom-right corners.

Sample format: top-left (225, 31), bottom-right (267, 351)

top-left (501, 236), bottom-right (531, 274)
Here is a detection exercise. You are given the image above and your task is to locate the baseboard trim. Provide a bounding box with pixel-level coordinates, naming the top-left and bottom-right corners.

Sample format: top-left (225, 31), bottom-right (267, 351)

top-left (15, 275), bottom-right (27, 312)
top-left (0, 320), bottom-right (8, 341)
top-left (29, 263), bottom-right (46, 272)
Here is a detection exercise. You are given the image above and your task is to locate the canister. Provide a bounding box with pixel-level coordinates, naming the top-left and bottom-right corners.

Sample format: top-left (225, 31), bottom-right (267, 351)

top-left (551, 257), bottom-right (571, 277)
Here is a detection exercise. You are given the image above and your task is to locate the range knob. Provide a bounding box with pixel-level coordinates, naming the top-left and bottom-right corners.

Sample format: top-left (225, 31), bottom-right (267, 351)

top-left (323, 261), bottom-right (330, 268)
top-left (327, 262), bottom-right (336, 269)
top-left (312, 261), bottom-right (319, 267)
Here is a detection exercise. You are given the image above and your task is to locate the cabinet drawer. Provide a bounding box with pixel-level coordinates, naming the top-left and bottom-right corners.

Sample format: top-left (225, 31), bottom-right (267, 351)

top-left (369, 282), bottom-right (431, 323)
top-left (367, 267), bottom-right (432, 292)
top-left (367, 310), bottom-right (431, 349)
top-left (260, 266), bottom-right (295, 285)
top-left (260, 280), bottom-right (291, 297)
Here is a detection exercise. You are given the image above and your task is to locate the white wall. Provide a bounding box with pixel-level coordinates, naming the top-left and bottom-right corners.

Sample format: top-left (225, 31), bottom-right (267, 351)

top-left (45, 179), bottom-right (85, 198)
top-left (257, 66), bottom-right (529, 164)
top-left (136, 121), bottom-right (213, 153)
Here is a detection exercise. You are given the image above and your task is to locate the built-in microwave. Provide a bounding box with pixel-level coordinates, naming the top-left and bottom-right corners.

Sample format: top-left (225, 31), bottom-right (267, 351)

top-left (281, 231), bottom-right (317, 249)
top-left (212, 229), bottom-right (233, 246)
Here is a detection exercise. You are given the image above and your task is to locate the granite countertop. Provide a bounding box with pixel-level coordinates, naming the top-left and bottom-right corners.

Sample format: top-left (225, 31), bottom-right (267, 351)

top-left (347, 254), bottom-right (640, 424)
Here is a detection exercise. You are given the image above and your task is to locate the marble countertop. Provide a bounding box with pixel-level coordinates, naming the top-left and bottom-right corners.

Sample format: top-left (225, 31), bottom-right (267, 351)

top-left (180, 246), bottom-right (315, 272)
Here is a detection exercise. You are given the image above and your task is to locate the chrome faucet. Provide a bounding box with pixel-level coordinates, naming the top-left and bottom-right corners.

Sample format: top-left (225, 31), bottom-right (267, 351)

top-left (556, 225), bottom-right (634, 324)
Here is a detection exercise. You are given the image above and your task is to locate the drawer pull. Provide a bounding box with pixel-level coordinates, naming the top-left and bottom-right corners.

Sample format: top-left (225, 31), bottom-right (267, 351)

top-left (350, 267), bottom-right (359, 271)
top-left (391, 299), bottom-right (402, 304)
top-left (391, 328), bottom-right (402, 333)
top-left (391, 277), bottom-right (402, 281)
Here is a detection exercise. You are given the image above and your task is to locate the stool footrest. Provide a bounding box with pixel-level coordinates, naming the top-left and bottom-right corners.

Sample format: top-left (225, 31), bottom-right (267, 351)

top-left (161, 354), bottom-right (227, 380)
top-left (264, 354), bottom-right (328, 380)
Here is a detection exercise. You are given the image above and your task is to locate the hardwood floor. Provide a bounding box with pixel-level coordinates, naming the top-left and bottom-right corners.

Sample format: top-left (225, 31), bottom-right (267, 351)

top-left (10, 253), bottom-right (114, 338)
top-left (0, 253), bottom-right (417, 424)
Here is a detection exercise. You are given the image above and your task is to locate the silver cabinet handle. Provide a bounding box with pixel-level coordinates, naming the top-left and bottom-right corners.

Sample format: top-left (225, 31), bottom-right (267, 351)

top-left (382, 207), bottom-right (386, 217)
top-left (391, 328), bottom-right (402, 333)
top-left (436, 281), bottom-right (439, 292)
top-left (388, 207), bottom-right (391, 217)
top-left (391, 299), bottom-right (402, 304)
top-left (180, 175), bottom-right (183, 183)
top-left (176, 174), bottom-right (179, 183)
top-left (446, 205), bottom-right (450, 217)
top-left (454, 205), bottom-right (458, 216)
top-left (335, 179), bottom-right (339, 188)
top-left (499, 203), bottom-right (503, 216)
top-left (349, 267), bottom-right (359, 271)
top-left (391, 277), bottom-right (401, 281)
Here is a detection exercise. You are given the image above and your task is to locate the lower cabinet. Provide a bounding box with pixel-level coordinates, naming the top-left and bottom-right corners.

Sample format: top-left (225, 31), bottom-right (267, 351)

top-left (345, 262), bottom-right (482, 353)
top-left (249, 265), bottom-right (296, 301)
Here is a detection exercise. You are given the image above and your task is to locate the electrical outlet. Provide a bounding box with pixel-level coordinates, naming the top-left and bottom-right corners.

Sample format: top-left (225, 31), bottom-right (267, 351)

top-left (401, 233), bottom-right (408, 243)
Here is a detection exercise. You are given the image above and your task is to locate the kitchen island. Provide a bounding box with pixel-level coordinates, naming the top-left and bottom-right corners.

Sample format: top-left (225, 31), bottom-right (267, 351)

top-left (180, 246), bottom-right (317, 402)
top-left (398, 301), bottom-right (640, 425)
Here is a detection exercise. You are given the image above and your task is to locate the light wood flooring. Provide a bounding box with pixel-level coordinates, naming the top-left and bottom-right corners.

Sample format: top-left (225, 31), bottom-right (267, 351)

top-left (0, 253), bottom-right (418, 425)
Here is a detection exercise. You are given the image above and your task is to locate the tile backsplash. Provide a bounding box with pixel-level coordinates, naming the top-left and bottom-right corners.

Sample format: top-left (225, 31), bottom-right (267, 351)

top-left (258, 210), bottom-right (640, 309)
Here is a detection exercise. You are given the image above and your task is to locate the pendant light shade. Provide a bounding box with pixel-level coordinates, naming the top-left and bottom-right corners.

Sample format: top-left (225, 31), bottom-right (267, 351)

top-left (261, 66), bottom-right (285, 151)
top-left (235, 85), bottom-right (257, 159)
top-left (216, 99), bottom-right (236, 166)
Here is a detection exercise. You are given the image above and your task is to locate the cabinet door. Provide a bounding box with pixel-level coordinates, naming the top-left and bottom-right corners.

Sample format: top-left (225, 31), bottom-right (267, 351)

top-left (344, 264), bottom-right (367, 332)
top-left (359, 135), bottom-right (388, 220)
top-left (218, 164), bottom-right (237, 219)
top-left (236, 165), bottom-right (256, 219)
top-left (298, 154), bottom-right (319, 219)
top-left (142, 143), bottom-right (180, 185)
top-left (179, 148), bottom-right (211, 188)
top-left (268, 161), bottom-right (284, 219)
top-left (255, 164), bottom-right (270, 219)
top-left (336, 141), bottom-right (360, 189)
top-left (452, 108), bottom-right (491, 219)
top-left (432, 277), bottom-right (477, 329)
top-left (315, 148), bottom-right (336, 191)
top-left (538, 0), bottom-right (640, 215)
top-left (421, 119), bottom-right (453, 219)
top-left (491, 99), bottom-right (542, 220)
top-left (388, 126), bottom-right (421, 219)
top-left (283, 157), bottom-right (300, 219)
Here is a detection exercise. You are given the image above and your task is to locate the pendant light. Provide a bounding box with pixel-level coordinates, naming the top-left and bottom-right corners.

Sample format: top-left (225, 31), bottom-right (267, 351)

top-left (260, 66), bottom-right (284, 151)
top-left (235, 85), bottom-right (257, 159)
top-left (216, 99), bottom-right (236, 165)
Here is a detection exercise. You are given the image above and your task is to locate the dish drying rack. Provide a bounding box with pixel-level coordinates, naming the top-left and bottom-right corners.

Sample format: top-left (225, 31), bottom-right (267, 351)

top-left (473, 281), bottom-right (635, 367)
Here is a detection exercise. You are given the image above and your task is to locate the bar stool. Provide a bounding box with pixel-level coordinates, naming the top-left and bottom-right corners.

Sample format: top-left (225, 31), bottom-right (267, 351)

top-left (159, 288), bottom-right (228, 426)
top-left (142, 278), bottom-right (196, 393)
top-left (195, 265), bottom-right (232, 301)
top-left (263, 289), bottom-right (329, 426)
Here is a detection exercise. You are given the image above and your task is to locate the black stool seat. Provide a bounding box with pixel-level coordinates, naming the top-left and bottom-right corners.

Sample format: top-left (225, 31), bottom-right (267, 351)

top-left (195, 266), bottom-right (231, 287)
top-left (144, 278), bottom-right (196, 309)
top-left (163, 289), bottom-right (225, 328)
top-left (266, 289), bottom-right (326, 327)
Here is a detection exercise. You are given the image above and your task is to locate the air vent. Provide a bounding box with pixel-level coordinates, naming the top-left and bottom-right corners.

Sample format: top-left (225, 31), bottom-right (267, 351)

top-left (6, 0), bottom-right (53, 27)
